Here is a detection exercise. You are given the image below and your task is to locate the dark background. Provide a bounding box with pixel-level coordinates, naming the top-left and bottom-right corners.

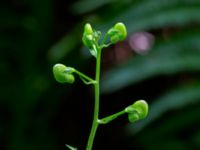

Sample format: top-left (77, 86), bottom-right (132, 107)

top-left (1, 0), bottom-right (200, 150)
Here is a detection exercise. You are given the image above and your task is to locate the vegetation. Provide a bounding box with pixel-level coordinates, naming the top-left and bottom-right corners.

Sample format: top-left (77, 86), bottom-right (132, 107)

top-left (53, 22), bottom-right (148, 150)
top-left (1, 0), bottom-right (200, 150)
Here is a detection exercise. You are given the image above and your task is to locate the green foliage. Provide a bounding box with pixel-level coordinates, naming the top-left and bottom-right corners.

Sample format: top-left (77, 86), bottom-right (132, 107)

top-left (101, 30), bottom-right (200, 93)
top-left (2, 0), bottom-right (200, 150)
top-left (66, 144), bottom-right (77, 150)
top-left (53, 22), bottom-right (148, 150)
top-left (49, 0), bottom-right (200, 149)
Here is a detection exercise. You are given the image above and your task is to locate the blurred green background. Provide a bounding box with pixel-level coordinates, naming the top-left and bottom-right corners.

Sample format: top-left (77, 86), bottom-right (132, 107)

top-left (1, 0), bottom-right (200, 150)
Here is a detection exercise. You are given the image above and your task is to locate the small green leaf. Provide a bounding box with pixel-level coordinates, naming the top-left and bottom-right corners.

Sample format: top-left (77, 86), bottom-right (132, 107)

top-left (89, 45), bottom-right (97, 58)
top-left (66, 144), bottom-right (77, 150)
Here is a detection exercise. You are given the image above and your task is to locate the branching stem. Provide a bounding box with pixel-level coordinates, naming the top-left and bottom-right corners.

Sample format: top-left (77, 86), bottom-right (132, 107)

top-left (86, 46), bottom-right (101, 150)
top-left (98, 110), bottom-right (126, 124)
top-left (74, 69), bottom-right (96, 85)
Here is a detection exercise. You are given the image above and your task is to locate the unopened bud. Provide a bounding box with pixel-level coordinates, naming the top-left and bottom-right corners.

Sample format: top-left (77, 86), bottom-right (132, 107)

top-left (108, 22), bottom-right (127, 43)
top-left (125, 100), bottom-right (148, 123)
top-left (53, 64), bottom-right (75, 84)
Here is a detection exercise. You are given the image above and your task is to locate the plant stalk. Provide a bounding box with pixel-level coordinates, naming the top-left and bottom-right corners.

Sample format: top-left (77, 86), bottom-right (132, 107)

top-left (86, 48), bottom-right (101, 150)
top-left (98, 110), bottom-right (126, 124)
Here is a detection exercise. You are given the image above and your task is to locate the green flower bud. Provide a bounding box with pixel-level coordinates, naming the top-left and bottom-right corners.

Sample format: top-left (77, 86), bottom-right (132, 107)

top-left (125, 100), bottom-right (148, 123)
top-left (53, 64), bottom-right (75, 84)
top-left (108, 22), bottom-right (127, 44)
top-left (82, 23), bottom-right (94, 49)
top-left (84, 23), bottom-right (93, 35)
top-left (114, 23), bottom-right (127, 40)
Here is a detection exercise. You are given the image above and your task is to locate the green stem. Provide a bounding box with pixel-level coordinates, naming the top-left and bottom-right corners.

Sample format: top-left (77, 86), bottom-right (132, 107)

top-left (98, 110), bottom-right (126, 124)
top-left (74, 69), bottom-right (96, 85)
top-left (86, 48), bottom-right (101, 150)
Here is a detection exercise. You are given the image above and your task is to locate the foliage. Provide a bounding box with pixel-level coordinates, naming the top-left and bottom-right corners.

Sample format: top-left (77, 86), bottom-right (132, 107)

top-left (53, 22), bottom-right (148, 150)
top-left (1, 0), bottom-right (200, 150)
